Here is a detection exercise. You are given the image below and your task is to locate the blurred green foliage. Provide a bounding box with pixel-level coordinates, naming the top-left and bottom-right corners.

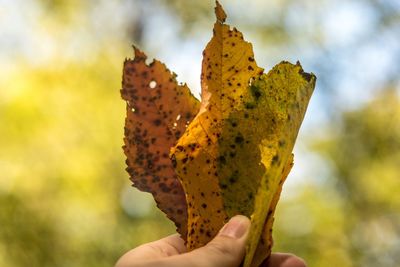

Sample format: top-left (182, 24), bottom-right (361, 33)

top-left (274, 89), bottom-right (400, 267)
top-left (314, 89), bottom-right (400, 266)
top-left (0, 1), bottom-right (399, 267)
top-left (0, 58), bottom-right (176, 267)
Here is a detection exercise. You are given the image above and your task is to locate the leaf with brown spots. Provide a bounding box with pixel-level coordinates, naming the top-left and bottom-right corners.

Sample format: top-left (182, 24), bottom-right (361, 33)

top-left (121, 46), bottom-right (200, 239)
top-left (170, 2), bottom-right (316, 267)
top-left (120, 1), bottom-right (315, 266)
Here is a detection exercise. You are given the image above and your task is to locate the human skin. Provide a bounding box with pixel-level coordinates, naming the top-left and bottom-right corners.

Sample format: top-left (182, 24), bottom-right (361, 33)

top-left (115, 215), bottom-right (306, 267)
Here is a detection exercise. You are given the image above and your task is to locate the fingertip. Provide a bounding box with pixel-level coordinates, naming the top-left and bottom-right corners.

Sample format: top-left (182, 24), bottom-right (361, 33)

top-left (159, 234), bottom-right (187, 254)
top-left (181, 215), bottom-right (251, 267)
top-left (219, 215), bottom-right (251, 239)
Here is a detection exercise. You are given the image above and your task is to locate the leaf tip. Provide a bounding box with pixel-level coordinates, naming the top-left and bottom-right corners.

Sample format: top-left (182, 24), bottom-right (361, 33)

top-left (295, 61), bottom-right (317, 84)
top-left (132, 44), bottom-right (147, 62)
top-left (215, 0), bottom-right (227, 23)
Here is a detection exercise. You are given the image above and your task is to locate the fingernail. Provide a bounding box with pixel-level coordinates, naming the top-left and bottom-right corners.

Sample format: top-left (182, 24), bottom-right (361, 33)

top-left (219, 215), bottom-right (250, 239)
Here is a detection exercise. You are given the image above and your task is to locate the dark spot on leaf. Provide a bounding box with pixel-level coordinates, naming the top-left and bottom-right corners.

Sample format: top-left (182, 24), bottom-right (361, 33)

top-left (272, 155), bottom-right (279, 165)
top-left (279, 140), bottom-right (286, 147)
top-left (174, 130), bottom-right (181, 139)
top-left (245, 102), bottom-right (255, 109)
top-left (235, 135), bottom-right (244, 144)
top-left (159, 182), bottom-right (171, 193)
top-left (217, 155), bottom-right (226, 165)
top-left (250, 85), bottom-right (262, 100)
top-left (171, 154), bottom-right (177, 168)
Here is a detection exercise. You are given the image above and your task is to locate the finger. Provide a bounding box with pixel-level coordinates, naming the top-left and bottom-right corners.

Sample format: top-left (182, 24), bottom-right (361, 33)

top-left (115, 234), bottom-right (186, 267)
top-left (267, 253), bottom-right (307, 267)
top-left (165, 215), bottom-right (251, 267)
top-left (157, 233), bottom-right (187, 254)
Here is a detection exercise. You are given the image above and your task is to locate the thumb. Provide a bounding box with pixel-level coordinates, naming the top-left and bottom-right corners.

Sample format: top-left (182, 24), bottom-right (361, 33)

top-left (177, 215), bottom-right (251, 267)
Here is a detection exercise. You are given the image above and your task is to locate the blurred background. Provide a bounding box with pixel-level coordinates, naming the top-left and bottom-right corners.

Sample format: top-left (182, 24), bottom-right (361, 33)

top-left (0, 0), bottom-right (399, 266)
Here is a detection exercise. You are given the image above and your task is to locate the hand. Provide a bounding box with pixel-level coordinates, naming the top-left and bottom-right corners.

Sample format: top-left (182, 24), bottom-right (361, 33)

top-left (115, 215), bottom-right (306, 267)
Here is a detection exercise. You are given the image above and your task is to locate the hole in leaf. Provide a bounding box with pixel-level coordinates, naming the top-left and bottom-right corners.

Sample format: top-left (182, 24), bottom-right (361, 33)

top-left (176, 114), bottom-right (181, 121)
top-left (149, 80), bottom-right (157, 89)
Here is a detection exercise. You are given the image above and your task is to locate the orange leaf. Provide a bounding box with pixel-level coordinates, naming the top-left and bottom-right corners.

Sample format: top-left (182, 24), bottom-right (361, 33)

top-left (121, 46), bottom-right (200, 238)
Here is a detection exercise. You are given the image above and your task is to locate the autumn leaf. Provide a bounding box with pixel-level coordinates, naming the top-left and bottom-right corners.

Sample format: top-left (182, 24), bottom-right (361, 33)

top-left (121, 46), bottom-right (200, 238)
top-left (170, 2), bottom-right (316, 267)
top-left (121, 1), bottom-right (315, 267)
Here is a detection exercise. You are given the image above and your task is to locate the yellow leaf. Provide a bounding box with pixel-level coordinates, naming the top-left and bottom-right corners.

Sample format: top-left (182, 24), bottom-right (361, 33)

top-left (171, 2), bottom-right (316, 266)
